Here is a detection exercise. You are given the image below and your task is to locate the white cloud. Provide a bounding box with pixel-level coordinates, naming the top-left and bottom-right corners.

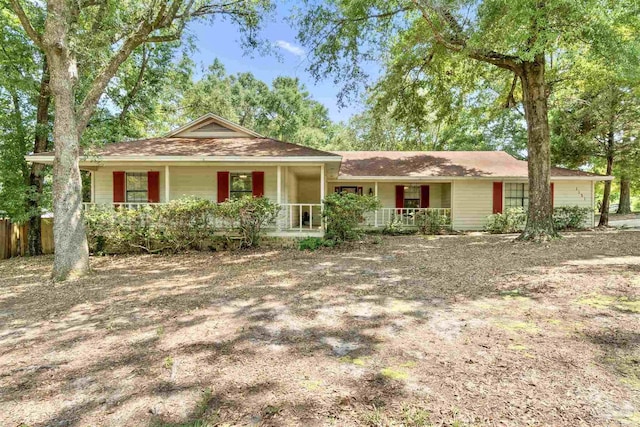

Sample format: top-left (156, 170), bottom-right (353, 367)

top-left (274, 40), bottom-right (305, 57)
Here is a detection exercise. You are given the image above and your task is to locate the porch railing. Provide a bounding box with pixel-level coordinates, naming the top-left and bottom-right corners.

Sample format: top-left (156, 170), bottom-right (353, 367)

top-left (277, 203), bottom-right (323, 232)
top-left (364, 208), bottom-right (452, 228)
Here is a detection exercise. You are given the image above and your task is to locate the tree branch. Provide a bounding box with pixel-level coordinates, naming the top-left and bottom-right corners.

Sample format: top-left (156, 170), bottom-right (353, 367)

top-left (119, 45), bottom-right (150, 122)
top-left (8, 0), bottom-right (44, 50)
top-left (76, 25), bottom-right (150, 134)
top-left (411, 0), bottom-right (522, 72)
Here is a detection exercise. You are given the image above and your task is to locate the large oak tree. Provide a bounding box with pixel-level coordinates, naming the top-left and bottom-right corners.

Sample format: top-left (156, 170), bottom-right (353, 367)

top-left (295, 0), bottom-right (637, 240)
top-left (8, 0), bottom-right (271, 280)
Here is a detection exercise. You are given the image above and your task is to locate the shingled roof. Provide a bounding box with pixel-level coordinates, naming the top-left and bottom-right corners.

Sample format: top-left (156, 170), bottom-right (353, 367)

top-left (36, 137), bottom-right (341, 159)
top-left (333, 151), bottom-right (607, 179)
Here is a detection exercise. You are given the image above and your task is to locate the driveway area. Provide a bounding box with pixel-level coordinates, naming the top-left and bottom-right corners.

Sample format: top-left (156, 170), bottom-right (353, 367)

top-left (1, 231), bottom-right (640, 426)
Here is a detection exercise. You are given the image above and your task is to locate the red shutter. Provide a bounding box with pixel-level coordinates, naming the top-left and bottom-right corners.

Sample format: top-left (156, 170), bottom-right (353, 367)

top-left (420, 185), bottom-right (430, 208)
top-left (147, 171), bottom-right (160, 203)
top-left (217, 171), bottom-right (230, 203)
top-left (252, 171), bottom-right (264, 197)
top-left (113, 171), bottom-right (125, 203)
top-left (492, 182), bottom-right (503, 214)
top-left (550, 182), bottom-right (555, 209)
top-left (395, 185), bottom-right (404, 213)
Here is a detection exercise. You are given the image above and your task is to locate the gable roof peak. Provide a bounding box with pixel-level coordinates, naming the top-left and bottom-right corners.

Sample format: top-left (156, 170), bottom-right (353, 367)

top-left (164, 113), bottom-right (263, 139)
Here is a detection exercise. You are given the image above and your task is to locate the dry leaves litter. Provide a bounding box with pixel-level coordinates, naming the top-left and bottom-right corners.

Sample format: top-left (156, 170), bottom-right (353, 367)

top-left (1, 231), bottom-right (639, 426)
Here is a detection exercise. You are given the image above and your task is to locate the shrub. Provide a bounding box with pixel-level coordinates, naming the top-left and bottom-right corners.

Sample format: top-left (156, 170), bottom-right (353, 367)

top-left (416, 210), bottom-right (450, 235)
top-left (382, 215), bottom-right (414, 236)
top-left (323, 192), bottom-right (381, 242)
top-left (553, 206), bottom-right (592, 230)
top-left (216, 196), bottom-right (280, 248)
top-left (157, 197), bottom-right (218, 251)
top-left (84, 197), bottom-right (217, 254)
top-left (484, 207), bottom-right (527, 234)
top-left (484, 205), bottom-right (592, 234)
top-left (298, 236), bottom-right (335, 251)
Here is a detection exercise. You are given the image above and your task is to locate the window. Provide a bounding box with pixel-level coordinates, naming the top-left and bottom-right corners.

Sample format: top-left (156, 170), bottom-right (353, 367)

top-left (335, 186), bottom-right (362, 195)
top-left (505, 183), bottom-right (529, 209)
top-left (126, 172), bottom-right (148, 202)
top-left (403, 185), bottom-right (420, 209)
top-left (230, 173), bottom-right (252, 199)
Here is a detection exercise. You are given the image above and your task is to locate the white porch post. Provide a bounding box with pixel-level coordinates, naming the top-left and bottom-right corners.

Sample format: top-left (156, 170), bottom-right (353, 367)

top-left (164, 165), bottom-right (170, 203)
top-left (277, 166), bottom-right (282, 230)
top-left (374, 181), bottom-right (378, 227)
top-left (320, 164), bottom-right (325, 230)
top-left (277, 165), bottom-right (282, 204)
top-left (90, 171), bottom-right (95, 203)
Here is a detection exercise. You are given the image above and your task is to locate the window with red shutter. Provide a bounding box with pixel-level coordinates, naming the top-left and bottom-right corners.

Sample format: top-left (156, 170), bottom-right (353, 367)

top-left (252, 171), bottom-right (264, 197)
top-left (113, 171), bottom-right (125, 203)
top-left (492, 182), bottom-right (503, 214)
top-left (217, 171), bottom-right (230, 203)
top-left (147, 171), bottom-right (160, 203)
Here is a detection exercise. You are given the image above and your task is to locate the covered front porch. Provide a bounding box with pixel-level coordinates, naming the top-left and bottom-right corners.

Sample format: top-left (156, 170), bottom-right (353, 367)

top-left (83, 163), bottom-right (329, 236)
top-left (329, 181), bottom-right (453, 229)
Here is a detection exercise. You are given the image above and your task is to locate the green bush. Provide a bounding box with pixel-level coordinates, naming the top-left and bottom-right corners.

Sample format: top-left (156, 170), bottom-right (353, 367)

top-left (553, 206), bottom-right (592, 230)
top-left (382, 215), bottom-right (414, 235)
top-left (416, 210), bottom-right (450, 235)
top-left (216, 196), bottom-right (280, 248)
top-left (323, 192), bottom-right (381, 242)
top-left (484, 205), bottom-right (592, 234)
top-left (298, 236), bottom-right (335, 251)
top-left (84, 197), bottom-right (217, 254)
top-left (484, 207), bottom-right (527, 234)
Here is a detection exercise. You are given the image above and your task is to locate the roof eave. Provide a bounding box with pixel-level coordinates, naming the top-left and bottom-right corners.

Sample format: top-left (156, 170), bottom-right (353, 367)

top-left (25, 154), bottom-right (343, 164)
top-left (333, 175), bottom-right (613, 181)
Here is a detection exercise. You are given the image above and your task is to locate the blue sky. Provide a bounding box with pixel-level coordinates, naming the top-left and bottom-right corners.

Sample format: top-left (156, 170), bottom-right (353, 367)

top-left (184, 5), bottom-right (371, 123)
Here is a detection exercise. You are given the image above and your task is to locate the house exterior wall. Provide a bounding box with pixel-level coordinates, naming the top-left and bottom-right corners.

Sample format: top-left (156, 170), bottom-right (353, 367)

top-left (93, 165), bottom-right (280, 204)
top-left (94, 166), bottom-right (168, 203)
top-left (451, 180), bottom-right (494, 230)
top-left (93, 165), bottom-right (597, 231)
top-left (451, 179), bottom-right (595, 230)
top-left (328, 181), bottom-right (452, 209)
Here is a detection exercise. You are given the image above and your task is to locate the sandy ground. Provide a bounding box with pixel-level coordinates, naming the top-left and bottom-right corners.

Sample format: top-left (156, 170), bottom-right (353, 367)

top-left (1, 231), bottom-right (640, 427)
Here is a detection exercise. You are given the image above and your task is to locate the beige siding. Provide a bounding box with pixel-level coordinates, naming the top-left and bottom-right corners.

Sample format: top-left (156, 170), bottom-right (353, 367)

top-left (450, 179), bottom-right (597, 231)
top-left (553, 180), bottom-right (595, 227)
top-left (327, 181), bottom-right (451, 209)
top-left (93, 165), bottom-right (278, 204)
top-left (298, 178), bottom-right (321, 204)
top-left (553, 181), bottom-right (593, 209)
top-left (451, 180), bottom-right (494, 230)
top-left (94, 166), bottom-right (167, 204)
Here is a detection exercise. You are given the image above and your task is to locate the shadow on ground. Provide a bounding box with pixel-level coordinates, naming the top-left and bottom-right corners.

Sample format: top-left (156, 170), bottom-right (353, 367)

top-left (1, 231), bottom-right (639, 426)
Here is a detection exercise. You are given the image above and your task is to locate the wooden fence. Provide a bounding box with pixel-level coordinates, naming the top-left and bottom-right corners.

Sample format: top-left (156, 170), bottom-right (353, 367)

top-left (0, 219), bottom-right (54, 260)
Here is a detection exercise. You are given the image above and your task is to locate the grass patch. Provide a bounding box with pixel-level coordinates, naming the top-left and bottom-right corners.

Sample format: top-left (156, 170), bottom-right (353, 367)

top-left (508, 344), bottom-right (528, 351)
top-left (300, 379), bottom-right (322, 391)
top-left (379, 367), bottom-right (409, 381)
top-left (495, 320), bottom-right (539, 334)
top-left (578, 294), bottom-right (640, 313)
top-left (339, 356), bottom-right (367, 366)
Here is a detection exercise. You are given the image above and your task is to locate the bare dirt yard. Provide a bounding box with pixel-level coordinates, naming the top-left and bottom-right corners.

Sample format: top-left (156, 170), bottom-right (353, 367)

top-left (1, 231), bottom-right (640, 427)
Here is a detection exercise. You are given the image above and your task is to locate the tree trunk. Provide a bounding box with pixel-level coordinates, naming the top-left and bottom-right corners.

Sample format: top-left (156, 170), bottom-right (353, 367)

top-left (598, 150), bottom-right (614, 227)
top-left (27, 59), bottom-right (51, 256)
top-left (44, 0), bottom-right (90, 280)
top-left (517, 58), bottom-right (557, 241)
top-left (617, 177), bottom-right (632, 214)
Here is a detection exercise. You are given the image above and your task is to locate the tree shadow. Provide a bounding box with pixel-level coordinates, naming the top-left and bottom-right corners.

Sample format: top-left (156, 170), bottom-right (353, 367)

top-left (1, 232), bottom-right (640, 426)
